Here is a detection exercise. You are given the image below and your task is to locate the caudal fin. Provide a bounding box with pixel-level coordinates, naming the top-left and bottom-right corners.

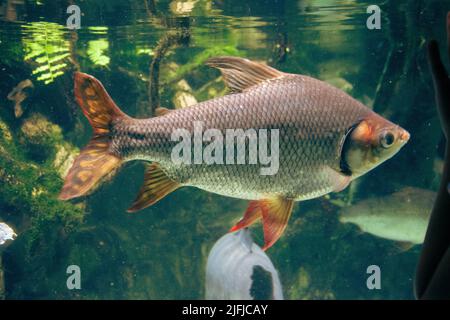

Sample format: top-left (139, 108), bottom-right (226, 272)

top-left (59, 72), bottom-right (127, 200)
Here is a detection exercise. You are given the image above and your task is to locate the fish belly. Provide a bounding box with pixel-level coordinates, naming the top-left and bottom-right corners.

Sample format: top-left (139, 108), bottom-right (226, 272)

top-left (357, 215), bottom-right (427, 244)
top-left (163, 162), bottom-right (338, 201)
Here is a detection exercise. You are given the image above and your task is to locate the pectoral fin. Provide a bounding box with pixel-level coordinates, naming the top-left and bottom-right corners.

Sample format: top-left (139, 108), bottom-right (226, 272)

top-left (260, 198), bottom-right (295, 250)
top-left (324, 167), bottom-right (351, 193)
top-left (394, 241), bottom-right (416, 252)
top-left (230, 197), bottom-right (295, 251)
top-left (127, 163), bottom-right (180, 212)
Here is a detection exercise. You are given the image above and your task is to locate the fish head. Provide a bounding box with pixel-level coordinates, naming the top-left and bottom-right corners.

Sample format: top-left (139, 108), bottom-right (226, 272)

top-left (338, 213), bottom-right (351, 224)
top-left (342, 113), bottom-right (410, 178)
top-left (338, 204), bottom-right (365, 224)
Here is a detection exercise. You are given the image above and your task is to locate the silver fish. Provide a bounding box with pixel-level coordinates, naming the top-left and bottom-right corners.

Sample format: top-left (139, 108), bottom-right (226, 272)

top-left (59, 57), bottom-right (410, 249)
top-left (339, 187), bottom-right (435, 245)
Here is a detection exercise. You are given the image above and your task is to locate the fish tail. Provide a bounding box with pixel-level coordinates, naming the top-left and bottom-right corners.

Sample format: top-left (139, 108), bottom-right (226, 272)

top-left (59, 72), bottom-right (128, 200)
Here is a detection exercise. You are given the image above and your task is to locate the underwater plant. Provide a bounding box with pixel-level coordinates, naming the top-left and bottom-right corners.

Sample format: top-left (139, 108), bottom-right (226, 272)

top-left (22, 22), bottom-right (71, 85)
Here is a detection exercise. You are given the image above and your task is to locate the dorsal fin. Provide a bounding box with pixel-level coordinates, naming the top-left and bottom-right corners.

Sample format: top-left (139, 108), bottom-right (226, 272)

top-left (155, 107), bottom-right (173, 116)
top-left (205, 56), bottom-right (285, 93)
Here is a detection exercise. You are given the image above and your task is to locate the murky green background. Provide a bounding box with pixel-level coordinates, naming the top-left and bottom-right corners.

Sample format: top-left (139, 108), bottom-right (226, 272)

top-left (0, 0), bottom-right (449, 299)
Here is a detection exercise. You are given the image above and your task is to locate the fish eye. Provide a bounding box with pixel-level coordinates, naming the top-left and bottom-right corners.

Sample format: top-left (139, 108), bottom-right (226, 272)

top-left (380, 131), bottom-right (395, 148)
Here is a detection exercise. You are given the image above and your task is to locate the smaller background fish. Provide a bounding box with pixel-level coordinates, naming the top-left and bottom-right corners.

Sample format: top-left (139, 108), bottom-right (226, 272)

top-left (7, 79), bottom-right (33, 118)
top-left (205, 229), bottom-right (283, 300)
top-left (338, 187), bottom-right (436, 247)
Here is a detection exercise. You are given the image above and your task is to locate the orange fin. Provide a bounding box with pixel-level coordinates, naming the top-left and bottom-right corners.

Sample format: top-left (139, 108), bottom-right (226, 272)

top-left (155, 107), bottom-right (173, 116)
top-left (230, 200), bottom-right (263, 232)
top-left (205, 56), bottom-right (285, 93)
top-left (260, 198), bottom-right (295, 251)
top-left (59, 137), bottom-right (121, 200)
top-left (73, 72), bottom-right (127, 135)
top-left (231, 197), bottom-right (295, 251)
top-left (127, 163), bottom-right (180, 212)
top-left (60, 72), bottom-right (127, 200)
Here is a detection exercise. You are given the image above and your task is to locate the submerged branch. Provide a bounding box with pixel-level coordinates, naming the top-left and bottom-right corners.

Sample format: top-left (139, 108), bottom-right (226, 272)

top-left (148, 28), bottom-right (190, 115)
top-left (144, 0), bottom-right (157, 16)
top-left (372, 44), bottom-right (404, 113)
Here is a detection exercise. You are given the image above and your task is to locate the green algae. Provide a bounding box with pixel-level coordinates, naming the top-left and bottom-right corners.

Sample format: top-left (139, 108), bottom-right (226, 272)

top-left (0, 115), bottom-right (84, 258)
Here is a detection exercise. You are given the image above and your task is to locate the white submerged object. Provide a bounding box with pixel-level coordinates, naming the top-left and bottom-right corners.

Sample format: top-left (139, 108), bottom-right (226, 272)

top-left (0, 222), bottom-right (16, 245)
top-left (205, 229), bottom-right (283, 300)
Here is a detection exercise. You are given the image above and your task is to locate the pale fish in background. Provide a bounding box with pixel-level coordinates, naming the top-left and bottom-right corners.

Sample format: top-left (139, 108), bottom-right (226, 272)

top-left (0, 222), bottom-right (16, 245)
top-left (338, 187), bottom-right (436, 246)
top-left (205, 229), bottom-right (283, 300)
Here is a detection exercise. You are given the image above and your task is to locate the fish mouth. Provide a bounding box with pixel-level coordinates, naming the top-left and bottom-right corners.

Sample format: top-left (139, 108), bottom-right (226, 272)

top-left (399, 129), bottom-right (410, 144)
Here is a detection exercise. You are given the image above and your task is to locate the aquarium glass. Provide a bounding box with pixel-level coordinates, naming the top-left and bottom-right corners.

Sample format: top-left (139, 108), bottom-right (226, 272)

top-left (0, 0), bottom-right (448, 300)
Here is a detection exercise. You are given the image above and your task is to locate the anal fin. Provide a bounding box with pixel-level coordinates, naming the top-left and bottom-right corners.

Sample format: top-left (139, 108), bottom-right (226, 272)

top-left (230, 197), bottom-right (295, 251)
top-left (127, 163), bottom-right (180, 212)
